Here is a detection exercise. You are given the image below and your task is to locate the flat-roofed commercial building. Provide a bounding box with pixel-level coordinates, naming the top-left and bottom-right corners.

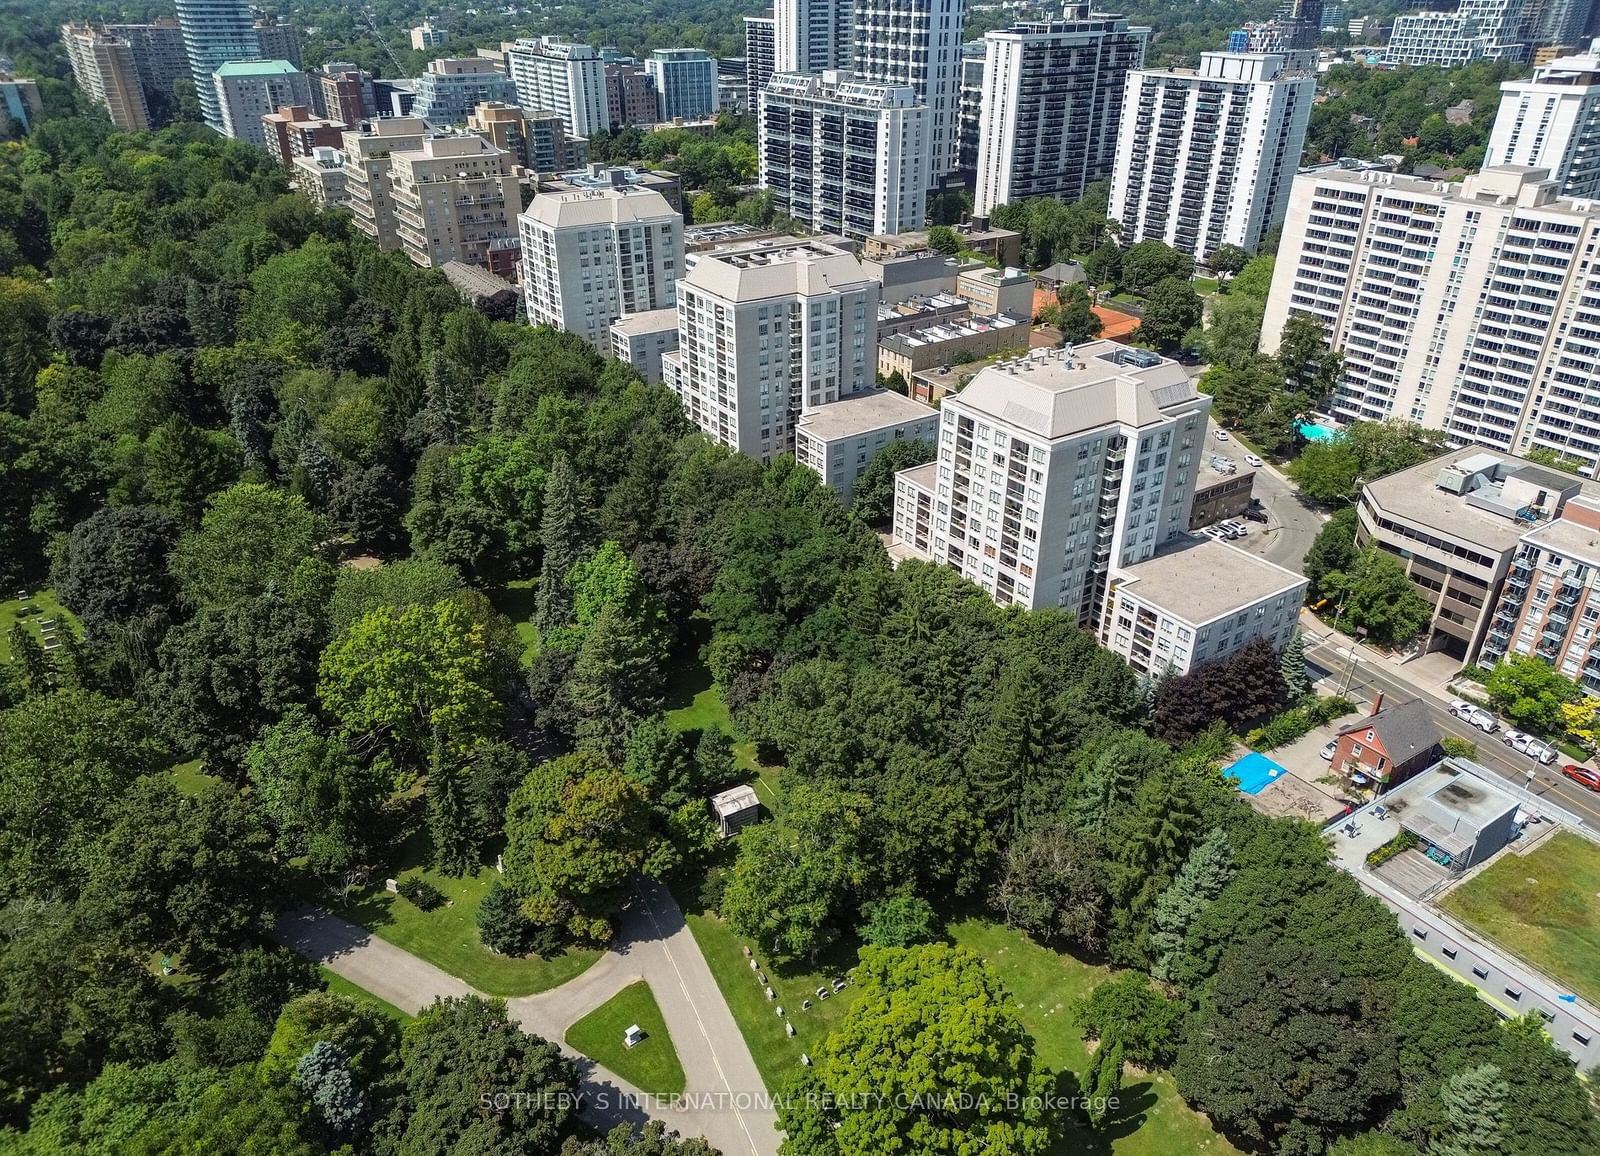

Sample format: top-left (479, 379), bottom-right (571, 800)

top-left (1356, 449), bottom-right (1600, 662)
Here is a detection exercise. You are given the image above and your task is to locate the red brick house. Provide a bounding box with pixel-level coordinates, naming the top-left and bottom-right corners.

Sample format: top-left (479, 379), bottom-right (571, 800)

top-left (1332, 694), bottom-right (1444, 792)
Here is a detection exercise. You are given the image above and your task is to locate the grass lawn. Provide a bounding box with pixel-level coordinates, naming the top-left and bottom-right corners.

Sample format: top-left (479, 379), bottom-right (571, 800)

top-left (330, 839), bottom-right (601, 997)
top-left (1440, 831), bottom-right (1600, 1006)
top-left (663, 652), bottom-right (781, 809)
top-left (170, 759), bottom-right (221, 796)
top-left (565, 980), bottom-right (686, 1095)
top-left (0, 589), bottom-right (80, 662)
top-left (684, 907), bottom-right (860, 1091)
top-left (320, 966), bottom-right (411, 1022)
top-left (947, 919), bottom-right (1239, 1156)
top-left (1191, 277), bottom-right (1220, 296)
top-left (488, 579), bottom-right (539, 666)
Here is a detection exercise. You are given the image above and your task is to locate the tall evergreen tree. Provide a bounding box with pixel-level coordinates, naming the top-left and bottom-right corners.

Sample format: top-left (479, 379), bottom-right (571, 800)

top-left (1149, 827), bottom-right (1236, 982)
top-left (966, 657), bottom-right (1063, 841)
top-left (427, 741), bottom-right (479, 876)
top-left (1088, 1039), bottom-right (1123, 1130)
top-left (532, 456), bottom-right (593, 640)
top-left (1280, 628), bottom-right (1311, 700)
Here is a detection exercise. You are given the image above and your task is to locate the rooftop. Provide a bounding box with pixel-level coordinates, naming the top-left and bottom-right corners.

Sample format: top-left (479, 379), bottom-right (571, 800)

top-left (1398, 762), bottom-right (1519, 853)
top-left (950, 340), bottom-right (1201, 439)
top-left (441, 260), bottom-right (516, 300)
top-left (1363, 449), bottom-right (1600, 555)
top-left (610, 306), bottom-right (679, 337)
top-left (880, 313), bottom-right (1027, 351)
top-left (795, 390), bottom-right (937, 441)
top-left (898, 461), bottom-right (938, 491)
top-left (1521, 511), bottom-right (1600, 564)
top-left (521, 185), bottom-right (679, 228)
top-left (214, 58), bottom-right (300, 78)
top-left (683, 241), bottom-right (872, 302)
top-left (1338, 698), bottom-right (1442, 767)
top-left (1112, 536), bottom-right (1307, 625)
top-left (710, 784), bottom-right (760, 816)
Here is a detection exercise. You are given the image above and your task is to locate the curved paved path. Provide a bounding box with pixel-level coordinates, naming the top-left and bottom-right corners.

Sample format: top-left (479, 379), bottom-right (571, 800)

top-left (274, 879), bottom-right (779, 1156)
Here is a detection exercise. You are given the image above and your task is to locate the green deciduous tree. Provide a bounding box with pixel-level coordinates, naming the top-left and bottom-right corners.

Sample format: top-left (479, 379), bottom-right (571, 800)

top-left (1135, 277), bottom-right (1204, 352)
top-left (722, 780), bottom-right (874, 962)
top-left (990, 823), bottom-right (1108, 954)
top-left (1175, 934), bottom-right (1399, 1150)
top-left (859, 894), bottom-right (938, 948)
top-left (1322, 547), bottom-right (1434, 647)
top-left (1121, 241), bottom-right (1195, 294)
top-left (317, 599), bottom-right (501, 769)
top-left (502, 751), bottom-right (654, 943)
top-left (777, 945), bottom-right (1050, 1156)
top-left (52, 506), bottom-right (181, 640)
top-left (168, 483), bottom-right (320, 609)
top-left (1483, 655), bottom-right (1581, 734)
top-left (1055, 282), bottom-right (1103, 345)
top-left (381, 995), bottom-right (575, 1155)
top-left (1075, 972), bottom-right (1182, 1068)
top-left (1306, 507), bottom-right (1359, 600)
top-left (849, 439), bottom-right (935, 525)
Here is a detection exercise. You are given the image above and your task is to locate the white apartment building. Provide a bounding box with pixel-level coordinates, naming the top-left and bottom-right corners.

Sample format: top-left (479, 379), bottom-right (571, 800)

top-left (663, 238), bottom-right (880, 463)
top-left (1102, 536), bottom-right (1308, 676)
top-left (1261, 165), bottom-right (1600, 471)
top-left (1387, 0), bottom-right (1531, 67)
top-left (973, 8), bottom-right (1150, 216)
top-left (890, 340), bottom-right (1213, 621)
top-left (213, 59), bottom-right (312, 147)
top-left (1487, 40), bottom-right (1600, 198)
top-left (61, 23), bottom-right (151, 131)
top-left (292, 146), bottom-right (349, 209)
top-left (759, 70), bottom-right (932, 239)
top-left (609, 307), bottom-right (680, 383)
top-left (774, 0), bottom-right (852, 73)
top-left (519, 186), bottom-right (683, 348)
top-left (504, 37), bottom-right (609, 139)
top-left (794, 389), bottom-right (939, 503)
top-left (851, 0), bottom-right (964, 177)
top-left (389, 135), bottom-right (521, 270)
top-left (342, 117), bottom-right (429, 250)
top-left (1109, 52), bottom-right (1312, 260)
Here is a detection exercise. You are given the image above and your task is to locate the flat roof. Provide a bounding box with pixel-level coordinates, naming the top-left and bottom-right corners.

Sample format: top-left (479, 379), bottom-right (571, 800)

top-left (898, 461), bottom-right (937, 490)
top-left (609, 306), bottom-right (679, 337)
top-left (796, 390), bottom-right (938, 442)
top-left (1521, 515), bottom-right (1600, 564)
top-left (1362, 449), bottom-right (1600, 554)
top-left (683, 242), bottom-right (872, 303)
top-left (215, 58), bottom-right (299, 77)
top-left (1114, 536), bottom-right (1307, 625)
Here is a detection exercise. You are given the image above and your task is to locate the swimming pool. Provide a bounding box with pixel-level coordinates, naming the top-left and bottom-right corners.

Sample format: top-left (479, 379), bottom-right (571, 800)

top-left (1226, 751), bottom-right (1290, 795)
top-left (1299, 422), bottom-right (1339, 442)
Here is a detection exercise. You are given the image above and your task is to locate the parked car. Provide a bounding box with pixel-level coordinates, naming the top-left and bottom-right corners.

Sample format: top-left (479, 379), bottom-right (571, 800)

top-left (1219, 519), bottom-right (1248, 537)
top-left (1214, 429), bottom-right (1230, 442)
top-left (1561, 764), bottom-right (1600, 791)
top-left (1320, 739), bottom-right (1338, 760)
top-left (1243, 506), bottom-right (1270, 523)
top-left (1447, 699), bottom-right (1474, 718)
top-left (1245, 453), bottom-right (1264, 468)
top-left (1210, 456), bottom-right (1236, 473)
top-left (1202, 526), bottom-right (1230, 541)
top-left (1466, 707), bottom-right (1499, 733)
top-left (1524, 738), bottom-right (1558, 765)
top-left (1503, 728), bottom-right (1532, 751)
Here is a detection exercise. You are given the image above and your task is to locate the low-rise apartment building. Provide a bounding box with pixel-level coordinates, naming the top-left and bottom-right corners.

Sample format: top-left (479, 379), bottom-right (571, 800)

top-left (1190, 465), bottom-right (1256, 528)
top-left (876, 313), bottom-right (1031, 381)
top-left (291, 146), bottom-right (348, 209)
top-left (1356, 449), bottom-right (1600, 663)
top-left (1101, 535), bottom-right (1307, 675)
top-left (957, 265), bottom-right (1036, 317)
top-left (261, 104), bottom-right (345, 168)
top-left (609, 307), bottom-right (680, 383)
top-left (794, 390), bottom-right (938, 504)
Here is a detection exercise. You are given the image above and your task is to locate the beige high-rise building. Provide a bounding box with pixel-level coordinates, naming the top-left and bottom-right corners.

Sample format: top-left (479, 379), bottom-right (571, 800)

top-left (519, 184), bottom-right (683, 347)
top-left (1261, 165), bottom-right (1600, 471)
top-left (341, 117), bottom-right (429, 250)
top-left (61, 23), bottom-right (151, 130)
top-left (389, 134), bottom-right (522, 270)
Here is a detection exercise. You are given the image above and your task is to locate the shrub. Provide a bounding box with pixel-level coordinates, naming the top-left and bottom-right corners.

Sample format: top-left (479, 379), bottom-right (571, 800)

top-left (1440, 736), bottom-right (1478, 760)
top-left (396, 876), bottom-right (444, 910)
top-left (1245, 696), bottom-right (1357, 751)
top-left (477, 880), bottom-right (534, 954)
top-left (1365, 831), bottom-right (1420, 870)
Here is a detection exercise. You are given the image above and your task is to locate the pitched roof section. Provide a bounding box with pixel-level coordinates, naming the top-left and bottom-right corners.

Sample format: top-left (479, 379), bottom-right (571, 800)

top-left (953, 340), bottom-right (1200, 439)
top-left (521, 186), bottom-right (678, 229)
top-left (1339, 697), bottom-right (1443, 764)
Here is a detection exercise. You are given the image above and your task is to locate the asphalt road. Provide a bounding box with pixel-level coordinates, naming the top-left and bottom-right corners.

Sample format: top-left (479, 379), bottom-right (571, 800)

top-left (1304, 633), bottom-right (1600, 828)
top-left (1204, 422), bottom-right (1328, 573)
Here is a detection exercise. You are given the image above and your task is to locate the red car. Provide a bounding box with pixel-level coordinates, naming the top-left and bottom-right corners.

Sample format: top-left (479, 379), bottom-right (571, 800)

top-left (1561, 764), bottom-right (1600, 792)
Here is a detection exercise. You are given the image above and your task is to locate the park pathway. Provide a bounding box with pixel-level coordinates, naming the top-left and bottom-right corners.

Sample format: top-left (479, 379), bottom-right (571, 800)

top-left (274, 879), bottom-right (780, 1156)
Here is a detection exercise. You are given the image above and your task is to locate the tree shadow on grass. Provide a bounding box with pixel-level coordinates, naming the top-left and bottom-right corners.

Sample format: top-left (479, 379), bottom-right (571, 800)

top-left (1043, 1069), bottom-right (1157, 1155)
